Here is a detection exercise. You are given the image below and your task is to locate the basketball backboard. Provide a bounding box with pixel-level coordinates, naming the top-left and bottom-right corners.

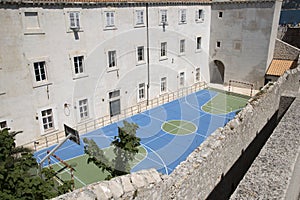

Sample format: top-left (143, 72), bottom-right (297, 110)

top-left (64, 124), bottom-right (80, 145)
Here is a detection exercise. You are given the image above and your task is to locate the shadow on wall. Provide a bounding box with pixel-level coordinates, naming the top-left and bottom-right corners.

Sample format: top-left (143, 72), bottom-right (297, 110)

top-left (210, 60), bottom-right (225, 84)
top-left (206, 96), bottom-right (296, 200)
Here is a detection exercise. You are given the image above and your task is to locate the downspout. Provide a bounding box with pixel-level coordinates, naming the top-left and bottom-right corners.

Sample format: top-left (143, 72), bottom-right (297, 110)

top-left (146, 3), bottom-right (150, 106)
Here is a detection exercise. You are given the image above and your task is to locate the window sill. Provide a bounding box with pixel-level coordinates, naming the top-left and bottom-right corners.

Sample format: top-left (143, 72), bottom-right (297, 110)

top-left (159, 23), bottom-right (168, 26)
top-left (0, 92), bottom-right (6, 96)
top-left (159, 57), bottom-right (168, 61)
top-left (136, 61), bottom-right (146, 66)
top-left (73, 74), bottom-right (89, 80)
top-left (104, 26), bottom-right (117, 31)
top-left (178, 22), bottom-right (187, 25)
top-left (195, 19), bottom-right (204, 23)
top-left (78, 117), bottom-right (92, 124)
top-left (134, 24), bottom-right (145, 28)
top-left (178, 53), bottom-right (185, 57)
top-left (195, 49), bottom-right (202, 53)
top-left (107, 67), bottom-right (118, 72)
top-left (41, 128), bottom-right (59, 136)
top-left (24, 28), bottom-right (45, 35)
top-left (66, 29), bottom-right (84, 33)
top-left (33, 82), bottom-right (53, 89)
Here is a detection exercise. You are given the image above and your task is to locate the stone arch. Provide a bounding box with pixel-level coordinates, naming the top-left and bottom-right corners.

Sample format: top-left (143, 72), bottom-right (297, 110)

top-left (210, 60), bottom-right (225, 84)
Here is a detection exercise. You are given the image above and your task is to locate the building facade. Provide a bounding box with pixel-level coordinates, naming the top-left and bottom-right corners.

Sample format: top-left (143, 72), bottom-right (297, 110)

top-left (0, 0), bottom-right (280, 146)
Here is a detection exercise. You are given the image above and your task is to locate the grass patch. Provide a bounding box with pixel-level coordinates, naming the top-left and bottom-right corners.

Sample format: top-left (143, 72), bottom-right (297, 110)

top-left (162, 120), bottom-right (197, 135)
top-left (50, 146), bottom-right (146, 189)
top-left (202, 92), bottom-right (249, 114)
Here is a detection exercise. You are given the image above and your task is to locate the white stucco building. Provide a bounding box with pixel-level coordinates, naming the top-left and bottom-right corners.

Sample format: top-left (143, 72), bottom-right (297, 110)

top-left (0, 0), bottom-right (281, 146)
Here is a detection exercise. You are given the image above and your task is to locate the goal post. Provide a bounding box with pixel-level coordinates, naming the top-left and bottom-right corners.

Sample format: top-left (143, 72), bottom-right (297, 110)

top-left (228, 80), bottom-right (254, 97)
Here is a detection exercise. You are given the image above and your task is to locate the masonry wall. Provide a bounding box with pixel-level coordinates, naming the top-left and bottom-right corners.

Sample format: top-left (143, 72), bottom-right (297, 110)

top-left (53, 58), bottom-right (300, 200)
top-left (209, 0), bottom-right (280, 88)
top-left (273, 38), bottom-right (300, 60)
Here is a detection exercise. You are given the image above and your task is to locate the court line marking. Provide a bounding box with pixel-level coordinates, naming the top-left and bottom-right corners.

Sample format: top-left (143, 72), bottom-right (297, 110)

top-left (141, 143), bottom-right (169, 175)
top-left (49, 156), bottom-right (87, 187)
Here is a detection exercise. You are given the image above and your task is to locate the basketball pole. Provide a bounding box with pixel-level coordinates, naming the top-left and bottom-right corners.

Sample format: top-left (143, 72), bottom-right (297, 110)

top-left (38, 134), bottom-right (72, 178)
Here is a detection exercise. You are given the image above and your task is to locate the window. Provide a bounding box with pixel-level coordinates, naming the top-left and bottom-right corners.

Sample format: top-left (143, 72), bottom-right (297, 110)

top-left (109, 90), bottom-right (121, 117)
top-left (108, 51), bottom-right (117, 68)
top-left (179, 72), bottom-right (185, 87)
top-left (105, 11), bottom-right (115, 27)
top-left (41, 109), bottom-right (54, 131)
top-left (136, 10), bottom-right (144, 25)
top-left (160, 10), bottom-right (168, 24)
top-left (179, 9), bottom-right (187, 24)
top-left (218, 11), bottom-right (223, 18)
top-left (180, 39), bottom-right (185, 54)
top-left (34, 61), bottom-right (47, 82)
top-left (73, 56), bottom-right (84, 74)
top-left (161, 42), bottom-right (167, 58)
top-left (197, 37), bottom-right (202, 50)
top-left (79, 99), bottom-right (89, 120)
top-left (161, 77), bottom-right (167, 93)
top-left (196, 9), bottom-right (204, 21)
top-left (234, 40), bottom-right (242, 51)
top-left (216, 41), bottom-right (221, 48)
top-left (137, 46), bottom-right (144, 62)
top-left (69, 12), bottom-right (80, 29)
top-left (195, 68), bottom-right (200, 82)
top-left (138, 83), bottom-right (145, 100)
top-left (24, 12), bottom-right (39, 29)
top-left (0, 121), bottom-right (7, 129)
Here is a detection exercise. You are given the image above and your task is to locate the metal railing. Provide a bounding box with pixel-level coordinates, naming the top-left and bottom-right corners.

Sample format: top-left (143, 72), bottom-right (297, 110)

top-left (25, 82), bottom-right (207, 151)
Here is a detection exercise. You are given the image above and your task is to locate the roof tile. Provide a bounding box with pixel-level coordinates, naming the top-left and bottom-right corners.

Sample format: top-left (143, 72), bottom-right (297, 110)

top-left (266, 59), bottom-right (295, 76)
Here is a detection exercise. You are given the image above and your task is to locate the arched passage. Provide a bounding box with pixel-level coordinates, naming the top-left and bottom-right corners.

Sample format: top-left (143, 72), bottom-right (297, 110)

top-left (210, 60), bottom-right (225, 84)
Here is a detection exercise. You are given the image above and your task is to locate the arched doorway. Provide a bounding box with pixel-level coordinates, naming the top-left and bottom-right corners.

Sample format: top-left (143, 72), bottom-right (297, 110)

top-left (210, 60), bottom-right (225, 84)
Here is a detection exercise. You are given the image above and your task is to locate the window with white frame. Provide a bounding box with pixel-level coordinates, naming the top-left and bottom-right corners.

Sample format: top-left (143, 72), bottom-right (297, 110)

top-left (109, 90), bottom-right (121, 117)
top-left (108, 50), bottom-right (117, 68)
top-left (34, 61), bottom-right (47, 82)
top-left (196, 37), bottom-right (202, 50)
top-left (180, 39), bottom-right (185, 54)
top-left (161, 77), bottom-right (167, 93)
top-left (138, 83), bottom-right (145, 100)
top-left (105, 11), bottom-right (115, 27)
top-left (179, 9), bottom-right (187, 24)
top-left (79, 99), bottom-right (89, 120)
top-left (216, 41), bottom-right (221, 48)
top-left (218, 11), bottom-right (223, 18)
top-left (160, 10), bottom-right (168, 24)
top-left (69, 11), bottom-right (80, 29)
top-left (136, 10), bottom-right (144, 25)
top-left (179, 72), bottom-right (185, 86)
top-left (195, 68), bottom-right (200, 82)
top-left (41, 109), bottom-right (54, 131)
top-left (137, 46), bottom-right (144, 62)
top-left (196, 9), bottom-right (204, 21)
top-left (73, 56), bottom-right (84, 74)
top-left (161, 42), bottom-right (167, 58)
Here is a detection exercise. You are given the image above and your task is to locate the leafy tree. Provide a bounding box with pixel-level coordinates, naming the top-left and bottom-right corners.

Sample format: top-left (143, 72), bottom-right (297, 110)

top-left (0, 129), bottom-right (72, 200)
top-left (84, 120), bottom-right (141, 180)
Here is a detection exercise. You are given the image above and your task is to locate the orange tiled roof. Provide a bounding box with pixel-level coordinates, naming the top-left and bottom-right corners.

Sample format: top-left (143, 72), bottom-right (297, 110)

top-left (266, 59), bottom-right (294, 76)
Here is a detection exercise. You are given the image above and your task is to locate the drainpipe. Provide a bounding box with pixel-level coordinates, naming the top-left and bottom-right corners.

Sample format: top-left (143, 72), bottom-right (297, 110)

top-left (146, 3), bottom-right (150, 106)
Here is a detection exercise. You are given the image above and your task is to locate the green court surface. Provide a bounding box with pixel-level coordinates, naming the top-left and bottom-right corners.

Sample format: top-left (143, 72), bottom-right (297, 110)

top-left (162, 120), bottom-right (197, 135)
top-left (202, 90), bottom-right (250, 114)
top-left (50, 146), bottom-right (146, 189)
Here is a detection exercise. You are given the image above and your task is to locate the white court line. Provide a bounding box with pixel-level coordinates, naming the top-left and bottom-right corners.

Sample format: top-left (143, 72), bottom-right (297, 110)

top-left (49, 156), bottom-right (87, 187)
top-left (141, 143), bottom-right (169, 175)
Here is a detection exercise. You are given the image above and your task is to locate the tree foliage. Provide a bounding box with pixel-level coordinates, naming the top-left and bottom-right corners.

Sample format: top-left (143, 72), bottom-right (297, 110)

top-left (0, 129), bottom-right (72, 200)
top-left (84, 121), bottom-right (141, 180)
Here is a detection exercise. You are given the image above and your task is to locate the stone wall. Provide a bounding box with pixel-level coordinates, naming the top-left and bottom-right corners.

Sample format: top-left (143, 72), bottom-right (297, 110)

top-left (273, 38), bottom-right (300, 60)
top-left (54, 65), bottom-right (300, 200)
